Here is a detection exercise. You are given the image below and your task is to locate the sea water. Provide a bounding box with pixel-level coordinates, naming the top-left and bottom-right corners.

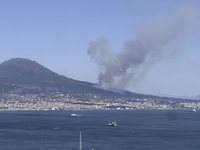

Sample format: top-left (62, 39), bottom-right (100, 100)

top-left (0, 110), bottom-right (200, 150)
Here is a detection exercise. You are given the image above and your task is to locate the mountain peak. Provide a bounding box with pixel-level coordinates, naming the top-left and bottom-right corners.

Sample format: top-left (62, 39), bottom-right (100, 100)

top-left (2, 58), bottom-right (32, 64)
top-left (0, 58), bottom-right (65, 87)
top-left (1, 58), bottom-right (46, 71)
top-left (0, 58), bottom-right (95, 94)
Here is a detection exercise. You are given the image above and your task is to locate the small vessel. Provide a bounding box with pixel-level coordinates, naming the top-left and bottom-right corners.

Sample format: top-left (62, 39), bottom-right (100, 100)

top-left (185, 108), bottom-right (196, 112)
top-left (192, 108), bottom-right (197, 112)
top-left (71, 114), bottom-right (82, 116)
top-left (108, 121), bottom-right (117, 127)
top-left (108, 121), bottom-right (112, 126)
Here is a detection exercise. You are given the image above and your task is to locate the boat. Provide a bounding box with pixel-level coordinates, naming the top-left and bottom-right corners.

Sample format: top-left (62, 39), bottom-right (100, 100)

top-left (71, 114), bottom-right (77, 116)
top-left (108, 121), bottom-right (112, 126)
top-left (71, 114), bottom-right (82, 116)
top-left (185, 108), bottom-right (196, 112)
top-left (192, 108), bottom-right (197, 112)
top-left (108, 121), bottom-right (117, 127)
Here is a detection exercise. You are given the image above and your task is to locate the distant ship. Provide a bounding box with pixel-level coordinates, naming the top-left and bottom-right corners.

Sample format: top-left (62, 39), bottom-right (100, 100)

top-left (71, 114), bottom-right (82, 116)
top-left (185, 108), bottom-right (196, 112)
top-left (108, 121), bottom-right (117, 127)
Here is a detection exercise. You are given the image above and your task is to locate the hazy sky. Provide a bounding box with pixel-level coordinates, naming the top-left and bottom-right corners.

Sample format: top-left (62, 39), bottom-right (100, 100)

top-left (0, 0), bottom-right (200, 97)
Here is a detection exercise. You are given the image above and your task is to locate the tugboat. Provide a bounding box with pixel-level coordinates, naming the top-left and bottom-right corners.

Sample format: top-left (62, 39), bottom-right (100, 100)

top-left (108, 121), bottom-right (117, 127)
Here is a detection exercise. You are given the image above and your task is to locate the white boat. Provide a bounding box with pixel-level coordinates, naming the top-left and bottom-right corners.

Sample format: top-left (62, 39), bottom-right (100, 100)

top-left (192, 109), bottom-right (196, 112)
top-left (185, 108), bottom-right (196, 112)
top-left (71, 114), bottom-right (82, 116)
top-left (108, 121), bottom-right (112, 126)
top-left (71, 114), bottom-right (77, 116)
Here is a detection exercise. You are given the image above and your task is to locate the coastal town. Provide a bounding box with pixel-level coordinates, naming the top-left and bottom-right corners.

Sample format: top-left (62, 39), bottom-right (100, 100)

top-left (0, 58), bottom-right (199, 112)
top-left (0, 91), bottom-right (199, 111)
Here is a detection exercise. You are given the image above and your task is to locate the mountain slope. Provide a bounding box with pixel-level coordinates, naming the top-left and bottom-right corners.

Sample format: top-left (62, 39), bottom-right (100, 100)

top-left (0, 58), bottom-right (98, 93)
top-left (0, 58), bottom-right (122, 96)
top-left (0, 58), bottom-right (197, 101)
top-left (0, 58), bottom-right (198, 111)
top-left (0, 58), bottom-right (73, 85)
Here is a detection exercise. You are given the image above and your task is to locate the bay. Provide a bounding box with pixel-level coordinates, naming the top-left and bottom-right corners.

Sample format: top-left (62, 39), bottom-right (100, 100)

top-left (0, 110), bottom-right (200, 150)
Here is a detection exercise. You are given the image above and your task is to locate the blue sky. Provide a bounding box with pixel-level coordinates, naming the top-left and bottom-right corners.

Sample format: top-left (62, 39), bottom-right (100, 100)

top-left (0, 0), bottom-right (200, 97)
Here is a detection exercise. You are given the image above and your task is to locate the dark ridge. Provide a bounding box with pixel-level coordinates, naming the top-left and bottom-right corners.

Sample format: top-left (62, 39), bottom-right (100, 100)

top-left (0, 58), bottom-right (88, 88)
top-left (0, 58), bottom-right (116, 95)
top-left (0, 58), bottom-right (64, 85)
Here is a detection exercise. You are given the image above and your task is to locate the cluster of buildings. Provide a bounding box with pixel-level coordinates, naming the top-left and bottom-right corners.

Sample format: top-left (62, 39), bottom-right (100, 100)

top-left (0, 91), bottom-right (200, 111)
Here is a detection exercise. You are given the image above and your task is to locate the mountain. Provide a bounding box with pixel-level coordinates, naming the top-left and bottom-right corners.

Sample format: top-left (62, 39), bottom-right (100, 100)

top-left (0, 58), bottom-right (64, 85)
top-left (0, 58), bottom-right (199, 111)
top-left (0, 58), bottom-right (121, 95)
top-left (0, 58), bottom-right (197, 100)
top-left (0, 58), bottom-right (93, 93)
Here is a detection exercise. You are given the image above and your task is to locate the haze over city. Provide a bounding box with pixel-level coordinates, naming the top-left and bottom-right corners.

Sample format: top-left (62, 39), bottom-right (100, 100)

top-left (1, 0), bottom-right (200, 97)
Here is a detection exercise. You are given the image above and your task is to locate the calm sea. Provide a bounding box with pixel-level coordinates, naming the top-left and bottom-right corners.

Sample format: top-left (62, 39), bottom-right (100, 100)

top-left (0, 110), bottom-right (200, 150)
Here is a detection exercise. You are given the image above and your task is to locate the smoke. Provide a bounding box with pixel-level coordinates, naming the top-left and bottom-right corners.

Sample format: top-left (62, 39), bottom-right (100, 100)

top-left (87, 2), bottom-right (200, 90)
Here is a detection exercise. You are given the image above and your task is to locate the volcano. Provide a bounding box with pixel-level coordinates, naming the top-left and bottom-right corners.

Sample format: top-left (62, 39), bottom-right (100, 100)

top-left (0, 58), bottom-right (194, 108)
top-left (0, 58), bottom-right (94, 93)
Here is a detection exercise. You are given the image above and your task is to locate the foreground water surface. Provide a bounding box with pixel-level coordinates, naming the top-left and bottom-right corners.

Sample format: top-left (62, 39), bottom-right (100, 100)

top-left (0, 110), bottom-right (200, 150)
